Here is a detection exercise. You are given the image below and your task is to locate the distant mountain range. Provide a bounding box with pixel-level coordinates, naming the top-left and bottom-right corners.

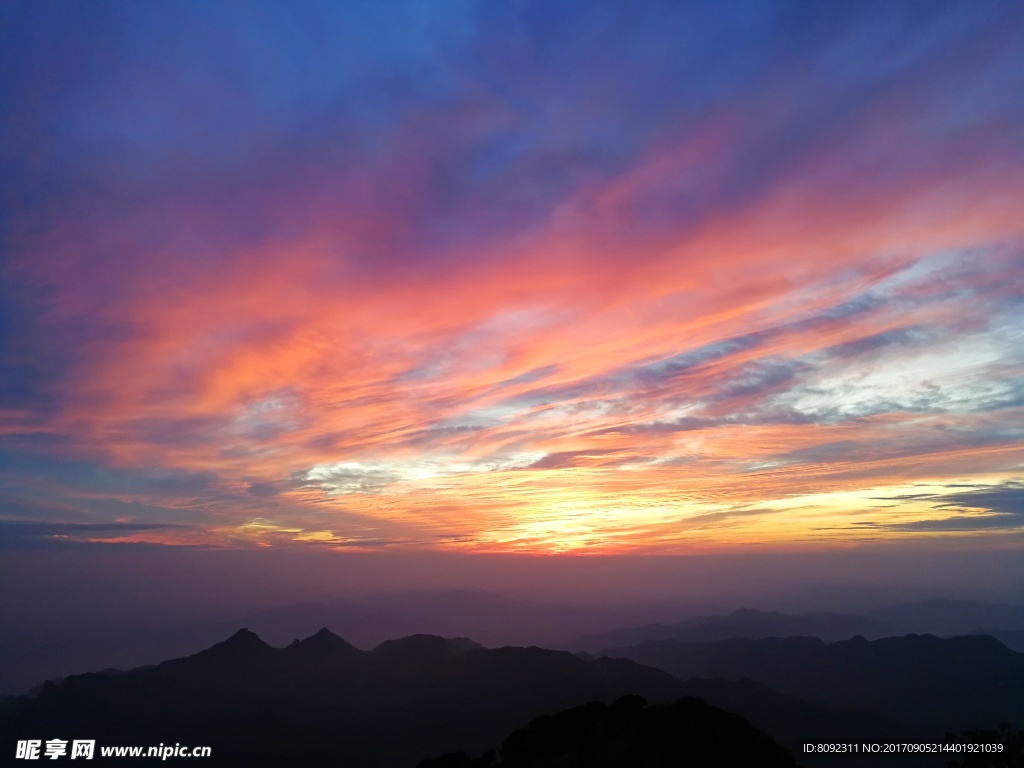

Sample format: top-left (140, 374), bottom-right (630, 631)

top-left (571, 600), bottom-right (1024, 653)
top-left (572, 608), bottom-right (894, 651)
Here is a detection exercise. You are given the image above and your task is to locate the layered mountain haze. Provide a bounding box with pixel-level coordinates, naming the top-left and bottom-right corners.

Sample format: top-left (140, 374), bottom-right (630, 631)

top-left (572, 608), bottom-right (894, 652)
top-left (571, 599), bottom-right (1024, 652)
top-left (5, 625), bottom-right (1019, 767)
top-left (8, 587), bottom-right (1024, 700)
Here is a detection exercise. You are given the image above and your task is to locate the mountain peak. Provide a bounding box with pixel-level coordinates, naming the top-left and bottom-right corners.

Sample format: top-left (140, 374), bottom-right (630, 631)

top-left (225, 628), bottom-right (266, 647)
top-left (196, 628), bottom-right (273, 660)
top-left (287, 627), bottom-right (358, 656)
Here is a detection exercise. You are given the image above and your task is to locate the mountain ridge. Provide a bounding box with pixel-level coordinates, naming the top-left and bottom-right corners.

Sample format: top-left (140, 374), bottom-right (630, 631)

top-left (0, 628), bottom-right (908, 767)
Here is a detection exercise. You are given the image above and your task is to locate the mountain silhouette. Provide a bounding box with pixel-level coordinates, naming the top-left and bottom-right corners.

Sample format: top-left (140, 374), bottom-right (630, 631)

top-left (0, 630), bottom-right (691, 767)
top-left (235, 589), bottom-right (633, 650)
top-left (0, 628), bottom-right (904, 767)
top-left (602, 633), bottom-right (1024, 735)
top-left (286, 625), bottom-right (361, 656)
top-left (970, 628), bottom-right (1024, 653)
top-left (191, 628), bottom-right (275, 662)
top-left (0, 589), bottom-right (669, 697)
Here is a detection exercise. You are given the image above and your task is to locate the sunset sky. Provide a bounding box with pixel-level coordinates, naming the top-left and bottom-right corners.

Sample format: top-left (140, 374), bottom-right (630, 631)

top-left (2, 0), bottom-right (1023, 558)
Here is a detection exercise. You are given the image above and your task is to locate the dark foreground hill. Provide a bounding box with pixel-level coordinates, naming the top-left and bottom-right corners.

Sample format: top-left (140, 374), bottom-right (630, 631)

top-left (418, 695), bottom-right (798, 768)
top-left (603, 633), bottom-right (1024, 736)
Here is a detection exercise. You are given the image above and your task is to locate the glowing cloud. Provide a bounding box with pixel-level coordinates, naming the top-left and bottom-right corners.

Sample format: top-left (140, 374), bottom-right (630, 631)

top-left (2, 1), bottom-right (1023, 553)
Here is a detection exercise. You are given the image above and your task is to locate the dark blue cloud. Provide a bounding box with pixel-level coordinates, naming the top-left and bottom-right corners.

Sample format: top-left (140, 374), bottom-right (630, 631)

top-left (848, 482), bottom-right (1024, 534)
top-left (635, 331), bottom-right (776, 384)
top-left (0, 519), bottom-right (197, 551)
top-left (824, 327), bottom-right (927, 359)
top-left (852, 516), bottom-right (1024, 533)
top-left (0, 520), bottom-right (194, 537)
top-left (0, 450), bottom-right (218, 499)
top-left (932, 482), bottom-right (1024, 517)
